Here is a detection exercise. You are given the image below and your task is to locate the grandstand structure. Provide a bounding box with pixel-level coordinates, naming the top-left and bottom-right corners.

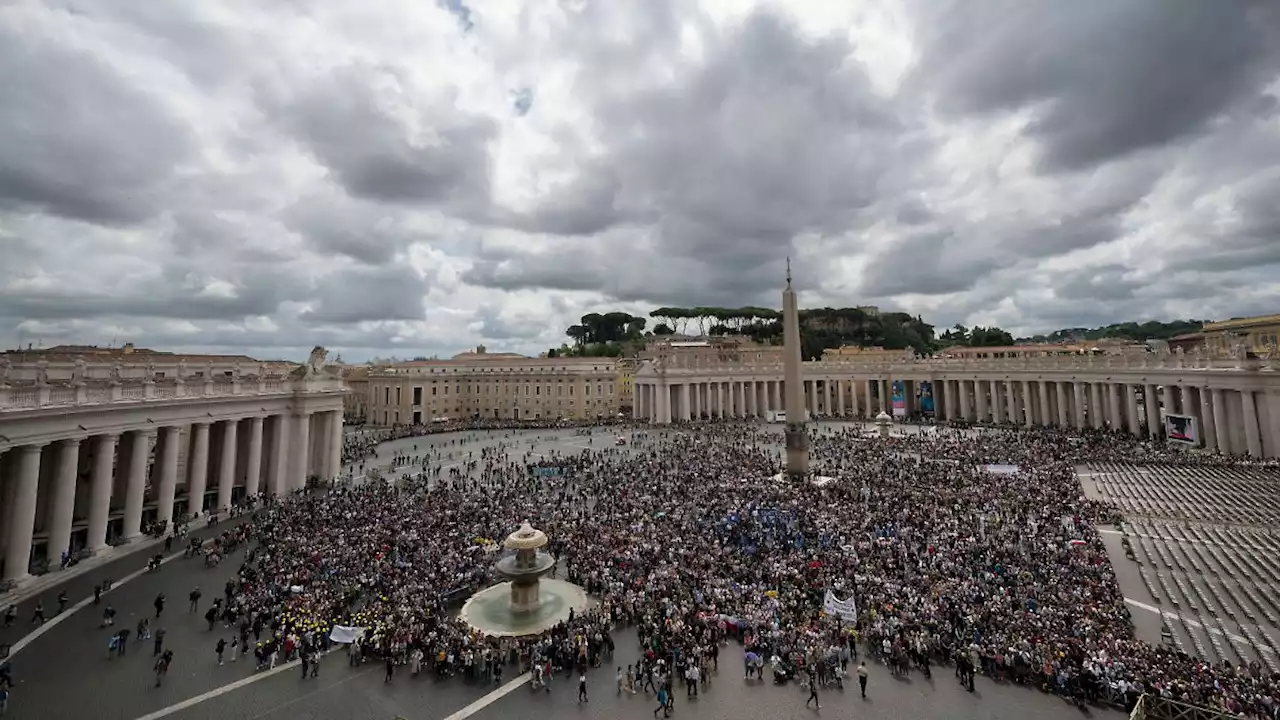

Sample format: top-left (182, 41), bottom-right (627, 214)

top-left (1085, 461), bottom-right (1279, 717)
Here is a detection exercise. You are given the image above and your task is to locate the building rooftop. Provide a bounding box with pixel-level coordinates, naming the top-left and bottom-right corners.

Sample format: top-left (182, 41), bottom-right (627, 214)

top-left (1202, 314), bottom-right (1280, 332)
top-left (1, 343), bottom-right (263, 364)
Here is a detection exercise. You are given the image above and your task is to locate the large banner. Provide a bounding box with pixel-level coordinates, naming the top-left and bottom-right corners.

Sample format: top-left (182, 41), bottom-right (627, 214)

top-left (918, 381), bottom-right (935, 415)
top-left (329, 625), bottom-right (367, 644)
top-left (890, 380), bottom-right (906, 417)
top-left (823, 589), bottom-right (857, 622)
top-left (1165, 414), bottom-right (1198, 446)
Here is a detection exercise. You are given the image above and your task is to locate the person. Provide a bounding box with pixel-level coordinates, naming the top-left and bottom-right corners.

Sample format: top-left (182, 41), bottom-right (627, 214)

top-left (384, 656), bottom-right (394, 684)
top-left (0, 683), bottom-right (8, 715)
top-left (93, 584), bottom-right (102, 606)
top-left (153, 593), bottom-right (165, 618)
top-left (805, 666), bottom-right (820, 709)
top-left (154, 650), bottom-right (173, 687)
top-left (56, 591), bottom-right (68, 614)
top-left (857, 661), bottom-right (868, 699)
top-left (100, 605), bottom-right (115, 628)
top-left (189, 587), bottom-right (202, 613)
top-left (578, 672), bottom-right (588, 703)
top-left (216, 638), bottom-right (226, 666)
top-left (654, 685), bottom-right (669, 718)
top-left (29, 602), bottom-right (43, 626)
top-left (153, 628), bottom-right (166, 656)
top-left (616, 666), bottom-right (624, 695)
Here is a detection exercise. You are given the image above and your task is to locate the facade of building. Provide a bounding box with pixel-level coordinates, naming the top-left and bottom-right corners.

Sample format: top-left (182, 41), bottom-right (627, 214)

top-left (340, 365), bottom-right (371, 421)
top-left (0, 348), bottom-right (347, 584)
top-left (365, 346), bottom-right (620, 425)
top-left (614, 357), bottom-right (639, 414)
top-left (633, 349), bottom-right (1280, 458)
top-left (1201, 314), bottom-right (1280, 356)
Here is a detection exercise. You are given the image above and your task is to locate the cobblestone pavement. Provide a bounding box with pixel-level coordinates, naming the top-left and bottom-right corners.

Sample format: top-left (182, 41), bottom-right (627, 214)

top-left (173, 649), bottom-right (1120, 720)
top-left (2, 425), bottom-right (1123, 720)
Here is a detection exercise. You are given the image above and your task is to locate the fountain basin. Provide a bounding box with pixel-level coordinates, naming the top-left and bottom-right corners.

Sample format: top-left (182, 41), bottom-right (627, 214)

top-left (459, 578), bottom-right (592, 637)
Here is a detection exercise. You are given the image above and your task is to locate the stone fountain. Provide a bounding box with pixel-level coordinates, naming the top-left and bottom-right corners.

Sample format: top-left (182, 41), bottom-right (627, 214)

top-left (458, 521), bottom-right (590, 637)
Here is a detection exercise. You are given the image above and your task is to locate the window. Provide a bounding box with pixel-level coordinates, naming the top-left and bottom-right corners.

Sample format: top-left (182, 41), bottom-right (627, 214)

top-left (384, 387), bottom-right (390, 404)
top-left (413, 387), bottom-right (422, 405)
top-left (396, 387), bottom-right (402, 405)
top-left (432, 386), bottom-right (438, 396)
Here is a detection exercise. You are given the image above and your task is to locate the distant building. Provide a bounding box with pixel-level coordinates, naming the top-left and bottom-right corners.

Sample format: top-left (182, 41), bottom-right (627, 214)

top-left (823, 346), bottom-right (912, 361)
top-left (1165, 333), bottom-right (1206, 354)
top-left (1201, 314), bottom-right (1280, 356)
top-left (937, 341), bottom-right (1145, 359)
top-left (365, 345), bottom-right (619, 425)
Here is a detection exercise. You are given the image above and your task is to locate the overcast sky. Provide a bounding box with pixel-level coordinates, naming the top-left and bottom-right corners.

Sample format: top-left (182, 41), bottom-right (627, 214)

top-left (2, 1), bottom-right (1279, 362)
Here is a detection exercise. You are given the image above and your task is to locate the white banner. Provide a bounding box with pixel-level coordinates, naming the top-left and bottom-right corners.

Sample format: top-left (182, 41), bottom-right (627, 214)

top-left (328, 625), bottom-right (366, 644)
top-left (823, 589), bottom-right (857, 622)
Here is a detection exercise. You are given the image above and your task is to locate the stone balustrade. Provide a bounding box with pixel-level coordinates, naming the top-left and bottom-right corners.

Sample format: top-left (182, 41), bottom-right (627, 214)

top-left (647, 351), bottom-right (1280, 375)
top-left (0, 376), bottom-right (345, 412)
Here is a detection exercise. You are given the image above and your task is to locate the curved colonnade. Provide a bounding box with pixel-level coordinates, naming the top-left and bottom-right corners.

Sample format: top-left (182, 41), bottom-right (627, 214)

top-left (0, 360), bottom-right (346, 584)
top-left (633, 352), bottom-right (1280, 458)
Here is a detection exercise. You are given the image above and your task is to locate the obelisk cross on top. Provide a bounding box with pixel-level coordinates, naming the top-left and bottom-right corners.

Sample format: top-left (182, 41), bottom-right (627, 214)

top-left (781, 256), bottom-right (810, 480)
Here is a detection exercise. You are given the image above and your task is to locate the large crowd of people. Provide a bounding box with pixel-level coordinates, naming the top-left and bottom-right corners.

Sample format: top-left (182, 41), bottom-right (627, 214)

top-left (39, 418), bottom-right (1280, 717)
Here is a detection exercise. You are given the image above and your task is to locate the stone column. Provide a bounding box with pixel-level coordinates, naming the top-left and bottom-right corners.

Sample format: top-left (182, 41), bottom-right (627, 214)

top-left (86, 433), bottom-right (119, 553)
top-left (216, 419), bottom-right (238, 512)
top-left (1108, 383), bottom-right (1123, 432)
top-left (4, 444), bottom-right (45, 582)
top-left (245, 417), bottom-right (264, 496)
top-left (1211, 389), bottom-right (1230, 454)
top-left (680, 384), bottom-right (691, 421)
top-left (1089, 383), bottom-right (1104, 429)
top-left (992, 381), bottom-right (1005, 424)
top-left (121, 430), bottom-right (152, 542)
top-left (1241, 390), bottom-right (1263, 457)
top-left (958, 381), bottom-right (971, 421)
top-left (1022, 380), bottom-right (1034, 427)
top-left (155, 426), bottom-right (180, 529)
top-left (1126, 385), bottom-right (1141, 437)
top-left (291, 412), bottom-right (312, 490)
top-left (975, 381), bottom-right (989, 423)
top-left (268, 415), bottom-right (290, 495)
top-left (1199, 387), bottom-right (1218, 452)
top-left (186, 422), bottom-right (211, 516)
top-left (1145, 384), bottom-right (1162, 439)
top-left (1003, 381), bottom-right (1016, 424)
top-left (46, 438), bottom-right (81, 565)
top-left (1056, 382), bottom-right (1069, 426)
top-left (1038, 382), bottom-right (1051, 426)
top-left (1072, 383), bottom-right (1087, 428)
top-left (1161, 386), bottom-right (1178, 419)
top-left (824, 381), bottom-right (833, 417)
top-left (329, 409), bottom-right (343, 480)
top-left (865, 380), bottom-right (876, 416)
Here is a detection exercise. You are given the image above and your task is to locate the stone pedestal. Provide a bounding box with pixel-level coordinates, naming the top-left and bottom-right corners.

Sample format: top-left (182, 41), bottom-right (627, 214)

top-left (510, 581), bottom-right (541, 614)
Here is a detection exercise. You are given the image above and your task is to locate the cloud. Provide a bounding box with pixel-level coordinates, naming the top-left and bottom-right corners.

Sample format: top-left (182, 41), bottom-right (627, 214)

top-left (0, 0), bottom-right (1278, 362)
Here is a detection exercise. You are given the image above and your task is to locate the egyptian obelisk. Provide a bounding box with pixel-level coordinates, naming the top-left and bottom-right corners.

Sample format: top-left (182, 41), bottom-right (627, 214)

top-left (782, 257), bottom-right (810, 480)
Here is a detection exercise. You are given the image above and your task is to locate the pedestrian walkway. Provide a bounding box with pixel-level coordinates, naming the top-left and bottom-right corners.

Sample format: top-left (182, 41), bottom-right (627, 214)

top-left (1, 534), bottom-right (165, 607)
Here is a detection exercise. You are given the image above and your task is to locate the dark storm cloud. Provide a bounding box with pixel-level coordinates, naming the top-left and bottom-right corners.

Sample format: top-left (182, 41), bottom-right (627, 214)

top-left (270, 63), bottom-right (497, 208)
top-left (281, 194), bottom-right (417, 265)
top-left (0, 18), bottom-right (192, 225)
top-left (0, 270), bottom-right (303, 322)
top-left (1052, 265), bottom-right (1143, 302)
top-left (301, 265), bottom-right (428, 324)
top-left (915, 0), bottom-right (1280, 170)
top-left (860, 229), bottom-right (1003, 297)
top-left (475, 9), bottom-right (917, 296)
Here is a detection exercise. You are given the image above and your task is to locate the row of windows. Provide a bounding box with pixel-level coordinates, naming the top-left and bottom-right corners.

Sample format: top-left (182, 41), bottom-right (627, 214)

top-left (376, 383), bottom-right (615, 407)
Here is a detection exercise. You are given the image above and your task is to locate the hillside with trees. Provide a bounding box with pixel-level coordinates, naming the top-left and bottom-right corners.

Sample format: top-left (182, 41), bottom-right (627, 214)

top-left (1019, 319), bottom-right (1204, 344)
top-left (545, 308), bottom-right (1205, 362)
top-left (550, 306), bottom-right (943, 360)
